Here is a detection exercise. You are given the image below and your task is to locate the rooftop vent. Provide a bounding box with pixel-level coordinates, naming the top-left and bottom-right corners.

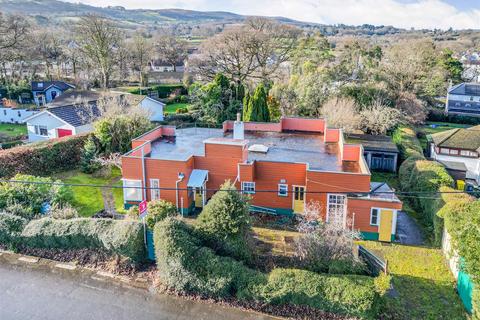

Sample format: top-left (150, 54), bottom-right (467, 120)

top-left (248, 144), bottom-right (269, 153)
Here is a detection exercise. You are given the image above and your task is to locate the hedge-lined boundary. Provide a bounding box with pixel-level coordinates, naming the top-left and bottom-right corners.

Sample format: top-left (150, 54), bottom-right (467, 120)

top-left (0, 215), bottom-right (146, 263)
top-left (154, 218), bottom-right (382, 319)
top-left (0, 134), bottom-right (88, 178)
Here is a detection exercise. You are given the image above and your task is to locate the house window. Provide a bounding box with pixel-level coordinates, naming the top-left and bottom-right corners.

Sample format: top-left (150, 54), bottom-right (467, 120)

top-left (241, 181), bottom-right (255, 194)
top-left (34, 125), bottom-right (48, 136)
top-left (327, 194), bottom-right (347, 225)
top-left (278, 184), bottom-right (288, 197)
top-left (449, 149), bottom-right (458, 155)
top-left (150, 179), bottom-right (160, 200)
top-left (370, 208), bottom-right (379, 226)
top-left (3, 110), bottom-right (6, 116)
top-left (440, 148), bottom-right (449, 154)
top-left (123, 179), bottom-right (143, 202)
top-left (17, 111), bottom-right (21, 117)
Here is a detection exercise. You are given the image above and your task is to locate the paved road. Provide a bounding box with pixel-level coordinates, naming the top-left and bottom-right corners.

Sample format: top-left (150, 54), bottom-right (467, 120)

top-left (0, 262), bottom-right (276, 320)
top-left (396, 211), bottom-right (425, 246)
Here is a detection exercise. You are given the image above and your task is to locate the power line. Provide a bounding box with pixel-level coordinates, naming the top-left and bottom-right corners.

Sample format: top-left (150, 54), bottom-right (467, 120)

top-left (0, 178), bottom-right (474, 196)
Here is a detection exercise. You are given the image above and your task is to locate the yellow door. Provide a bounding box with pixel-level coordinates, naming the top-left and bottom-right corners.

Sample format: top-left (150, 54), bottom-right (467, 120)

top-left (293, 186), bottom-right (305, 213)
top-left (195, 188), bottom-right (203, 208)
top-left (379, 209), bottom-right (393, 242)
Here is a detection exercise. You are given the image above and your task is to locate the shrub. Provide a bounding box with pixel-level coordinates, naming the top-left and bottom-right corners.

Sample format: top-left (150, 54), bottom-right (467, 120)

top-left (21, 218), bottom-right (146, 263)
top-left (0, 174), bottom-right (73, 216)
top-left (50, 204), bottom-right (79, 220)
top-left (374, 273), bottom-right (391, 296)
top-left (0, 134), bottom-right (88, 178)
top-left (0, 213), bottom-right (27, 246)
top-left (392, 126), bottom-right (424, 161)
top-left (80, 136), bottom-right (102, 174)
top-left (145, 199), bottom-right (177, 229)
top-left (154, 218), bottom-right (263, 298)
top-left (252, 268), bottom-right (378, 319)
top-left (128, 84), bottom-right (186, 98)
top-left (5, 203), bottom-right (35, 220)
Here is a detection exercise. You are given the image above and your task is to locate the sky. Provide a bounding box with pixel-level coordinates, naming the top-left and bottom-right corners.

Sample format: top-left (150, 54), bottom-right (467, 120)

top-left (65, 0), bottom-right (480, 30)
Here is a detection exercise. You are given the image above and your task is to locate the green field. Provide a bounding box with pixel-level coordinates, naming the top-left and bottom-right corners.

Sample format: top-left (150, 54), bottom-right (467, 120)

top-left (360, 241), bottom-right (466, 319)
top-left (54, 168), bottom-right (125, 217)
top-left (164, 103), bottom-right (190, 114)
top-left (0, 123), bottom-right (27, 137)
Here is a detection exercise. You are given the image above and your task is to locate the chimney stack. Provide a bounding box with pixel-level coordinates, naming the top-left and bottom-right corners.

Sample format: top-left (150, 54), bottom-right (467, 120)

top-left (233, 113), bottom-right (244, 140)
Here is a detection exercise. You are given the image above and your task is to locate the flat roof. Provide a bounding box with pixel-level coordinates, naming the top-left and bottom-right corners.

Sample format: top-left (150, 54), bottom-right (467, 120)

top-left (149, 127), bottom-right (360, 173)
top-left (346, 133), bottom-right (399, 153)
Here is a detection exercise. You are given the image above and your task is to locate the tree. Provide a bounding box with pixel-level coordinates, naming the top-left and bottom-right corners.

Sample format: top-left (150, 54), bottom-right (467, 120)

top-left (242, 90), bottom-right (251, 121)
top-left (145, 200), bottom-right (177, 229)
top-left (129, 32), bottom-right (152, 86)
top-left (76, 15), bottom-right (122, 88)
top-left (246, 83), bottom-right (270, 122)
top-left (155, 35), bottom-right (187, 72)
top-left (80, 136), bottom-right (101, 173)
top-left (321, 98), bottom-right (361, 133)
top-left (360, 99), bottom-right (401, 135)
top-left (438, 48), bottom-right (463, 83)
top-left (395, 91), bottom-right (427, 125)
top-left (0, 13), bottom-right (28, 51)
top-left (197, 180), bottom-right (250, 240)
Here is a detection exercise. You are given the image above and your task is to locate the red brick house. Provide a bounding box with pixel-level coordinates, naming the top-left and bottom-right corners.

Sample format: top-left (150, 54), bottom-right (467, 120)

top-left (121, 117), bottom-right (402, 242)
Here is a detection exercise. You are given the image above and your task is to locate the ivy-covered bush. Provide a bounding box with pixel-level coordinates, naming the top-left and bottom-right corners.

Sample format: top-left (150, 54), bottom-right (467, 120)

top-left (0, 174), bottom-right (73, 217)
top-left (0, 213), bottom-right (27, 246)
top-left (145, 199), bottom-right (177, 229)
top-left (21, 218), bottom-right (146, 263)
top-left (0, 134), bottom-right (88, 178)
top-left (154, 218), bottom-right (382, 319)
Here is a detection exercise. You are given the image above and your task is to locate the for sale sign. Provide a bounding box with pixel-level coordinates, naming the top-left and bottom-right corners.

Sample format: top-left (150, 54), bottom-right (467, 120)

top-left (139, 200), bottom-right (148, 219)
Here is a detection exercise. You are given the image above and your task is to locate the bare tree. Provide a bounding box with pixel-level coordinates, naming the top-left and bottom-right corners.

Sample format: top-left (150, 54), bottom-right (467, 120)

top-left (129, 32), bottom-right (153, 86)
top-left (360, 99), bottom-right (402, 135)
top-left (76, 15), bottom-right (122, 88)
top-left (154, 35), bottom-right (187, 72)
top-left (321, 97), bottom-right (361, 133)
top-left (0, 13), bottom-right (29, 50)
top-left (395, 91), bottom-right (427, 125)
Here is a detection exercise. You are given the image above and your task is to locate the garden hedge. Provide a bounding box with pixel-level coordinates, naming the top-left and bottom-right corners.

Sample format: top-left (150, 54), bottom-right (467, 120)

top-left (0, 213), bottom-right (27, 246)
top-left (392, 126), bottom-right (424, 161)
top-left (0, 134), bottom-right (88, 178)
top-left (21, 218), bottom-right (146, 263)
top-left (128, 84), bottom-right (186, 98)
top-left (154, 218), bottom-right (381, 319)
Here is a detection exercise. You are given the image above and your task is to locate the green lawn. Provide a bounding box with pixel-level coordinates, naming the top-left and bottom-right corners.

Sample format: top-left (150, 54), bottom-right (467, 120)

top-left (54, 168), bottom-right (125, 217)
top-left (0, 123), bottom-right (27, 137)
top-left (360, 241), bottom-right (466, 319)
top-left (164, 103), bottom-right (190, 114)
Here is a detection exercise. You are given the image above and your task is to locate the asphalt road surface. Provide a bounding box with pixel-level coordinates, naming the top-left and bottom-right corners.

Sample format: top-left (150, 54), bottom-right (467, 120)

top-left (0, 262), bottom-right (276, 320)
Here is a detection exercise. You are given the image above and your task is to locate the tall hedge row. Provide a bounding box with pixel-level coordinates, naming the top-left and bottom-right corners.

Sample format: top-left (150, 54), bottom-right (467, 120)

top-left (0, 134), bottom-right (88, 178)
top-left (20, 218), bottom-right (146, 263)
top-left (154, 218), bottom-right (381, 319)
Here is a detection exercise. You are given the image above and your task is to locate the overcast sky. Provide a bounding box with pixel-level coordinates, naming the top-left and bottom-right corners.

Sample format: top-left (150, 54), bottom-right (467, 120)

top-left (65, 0), bottom-right (480, 30)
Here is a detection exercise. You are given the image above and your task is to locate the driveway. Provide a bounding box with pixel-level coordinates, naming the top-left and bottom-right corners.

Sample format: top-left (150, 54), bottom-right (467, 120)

top-left (0, 262), bottom-right (276, 320)
top-left (395, 211), bottom-right (425, 246)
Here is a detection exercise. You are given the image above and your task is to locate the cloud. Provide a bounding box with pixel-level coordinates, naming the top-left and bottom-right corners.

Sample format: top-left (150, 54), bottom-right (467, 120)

top-left (66, 0), bottom-right (480, 29)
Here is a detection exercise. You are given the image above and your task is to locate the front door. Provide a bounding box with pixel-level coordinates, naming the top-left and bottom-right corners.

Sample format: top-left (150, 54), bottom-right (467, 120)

top-left (195, 187), bottom-right (203, 208)
top-left (293, 186), bottom-right (305, 213)
top-left (379, 209), bottom-right (393, 242)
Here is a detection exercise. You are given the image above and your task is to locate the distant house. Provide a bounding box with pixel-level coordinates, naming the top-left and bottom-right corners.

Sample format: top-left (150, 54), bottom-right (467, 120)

top-left (31, 81), bottom-right (75, 107)
top-left (428, 126), bottom-right (480, 185)
top-left (446, 83), bottom-right (480, 117)
top-left (0, 105), bottom-right (38, 124)
top-left (149, 59), bottom-right (185, 73)
top-left (24, 91), bottom-right (105, 142)
top-left (347, 133), bottom-right (399, 172)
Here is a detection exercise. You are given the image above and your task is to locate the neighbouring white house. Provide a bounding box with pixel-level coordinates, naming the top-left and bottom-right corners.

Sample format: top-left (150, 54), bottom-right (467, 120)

top-left (126, 94), bottom-right (165, 122)
top-left (446, 82), bottom-right (480, 117)
top-left (428, 125), bottom-right (480, 185)
top-left (0, 104), bottom-right (39, 124)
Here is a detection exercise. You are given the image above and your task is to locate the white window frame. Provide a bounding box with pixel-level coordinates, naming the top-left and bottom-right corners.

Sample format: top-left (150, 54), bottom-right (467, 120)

top-left (449, 149), bottom-right (458, 155)
top-left (370, 208), bottom-right (380, 226)
top-left (34, 125), bottom-right (48, 136)
top-left (241, 181), bottom-right (255, 194)
top-left (123, 179), bottom-right (143, 202)
top-left (150, 179), bottom-right (160, 201)
top-left (278, 184), bottom-right (288, 197)
top-left (326, 194), bottom-right (347, 227)
top-left (440, 148), bottom-right (449, 154)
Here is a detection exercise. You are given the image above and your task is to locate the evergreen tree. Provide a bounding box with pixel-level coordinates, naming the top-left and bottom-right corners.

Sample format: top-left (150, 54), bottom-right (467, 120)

top-left (80, 136), bottom-right (101, 173)
top-left (249, 83), bottom-right (270, 122)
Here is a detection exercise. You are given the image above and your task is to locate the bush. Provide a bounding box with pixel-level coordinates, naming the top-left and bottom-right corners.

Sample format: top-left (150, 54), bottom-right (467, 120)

top-left (154, 218), bottom-right (263, 298)
top-left (50, 204), bottom-right (79, 220)
top-left (374, 273), bottom-right (391, 296)
top-left (392, 126), bottom-right (424, 161)
top-left (145, 200), bottom-right (177, 229)
top-left (128, 84), bottom-right (186, 99)
top-left (5, 203), bottom-right (35, 220)
top-left (0, 134), bottom-right (88, 178)
top-left (252, 268), bottom-right (378, 319)
top-left (0, 174), bottom-right (73, 216)
top-left (164, 113), bottom-right (195, 123)
top-left (175, 107), bottom-right (189, 114)
top-left (0, 213), bottom-right (27, 246)
top-left (427, 107), bottom-right (480, 125)
top-left (21, 218), bottom-right (146, 263)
